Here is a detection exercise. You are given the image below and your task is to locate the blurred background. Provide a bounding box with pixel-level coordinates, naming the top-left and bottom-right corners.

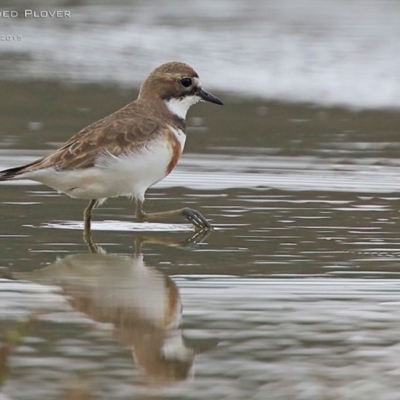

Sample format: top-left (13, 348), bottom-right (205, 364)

top-left (1, 0), bottom-right (400, 108)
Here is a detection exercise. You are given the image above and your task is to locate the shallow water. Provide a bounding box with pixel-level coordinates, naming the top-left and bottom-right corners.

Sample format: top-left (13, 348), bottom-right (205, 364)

top-left (1, 79), bottom-right (400, 398)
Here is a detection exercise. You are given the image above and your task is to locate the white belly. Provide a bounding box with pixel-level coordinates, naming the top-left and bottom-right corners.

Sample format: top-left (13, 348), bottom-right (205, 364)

top-left (24, 136), bottom-right (185, 202)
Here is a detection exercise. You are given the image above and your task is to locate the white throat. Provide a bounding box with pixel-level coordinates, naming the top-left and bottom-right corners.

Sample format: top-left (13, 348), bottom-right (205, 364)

top-left (164, 96), bottom-right (201, 120)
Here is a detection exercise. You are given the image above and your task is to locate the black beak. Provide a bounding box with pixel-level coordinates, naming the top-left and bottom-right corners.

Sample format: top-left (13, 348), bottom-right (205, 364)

top-left (198, 89), bottom-right (224, 105)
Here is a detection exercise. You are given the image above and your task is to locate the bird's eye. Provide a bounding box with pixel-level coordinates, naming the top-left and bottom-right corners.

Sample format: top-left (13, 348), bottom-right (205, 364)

top-left (180, 78), bottom-right (192, 88)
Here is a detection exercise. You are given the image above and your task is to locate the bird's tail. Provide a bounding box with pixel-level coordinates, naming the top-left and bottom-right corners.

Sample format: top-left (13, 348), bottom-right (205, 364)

top-left (0, 166), bottom-right (26, 181)
top-left (0, 160), bottom-right (40, 181)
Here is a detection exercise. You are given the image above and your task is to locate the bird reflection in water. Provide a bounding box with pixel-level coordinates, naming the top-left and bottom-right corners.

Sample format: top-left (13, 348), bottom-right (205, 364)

top-left (28, 230), bottom-right (217, 386)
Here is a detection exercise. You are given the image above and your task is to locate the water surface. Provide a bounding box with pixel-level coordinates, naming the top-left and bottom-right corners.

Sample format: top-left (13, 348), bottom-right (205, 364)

top-left (1, 82), bottom-right (400, 398)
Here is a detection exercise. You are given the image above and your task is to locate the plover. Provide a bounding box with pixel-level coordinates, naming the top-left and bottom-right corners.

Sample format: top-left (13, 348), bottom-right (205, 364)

top-left (0, 62), bottom-right (223, 238)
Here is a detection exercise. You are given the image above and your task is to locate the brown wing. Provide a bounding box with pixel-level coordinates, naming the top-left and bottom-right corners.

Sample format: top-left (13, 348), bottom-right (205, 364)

top-left (29, 115), bottom-right (159, 171)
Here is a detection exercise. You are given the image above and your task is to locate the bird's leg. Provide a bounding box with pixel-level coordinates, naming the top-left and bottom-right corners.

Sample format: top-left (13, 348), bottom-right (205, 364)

top-left (130, 230), bottom-right (212, 252)
top-left (83, 199), bottom-right (98, 248)
top-left (135, 199), bottom-right (213, 230)
top-left (84, 199), bottom-right (98, 231)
